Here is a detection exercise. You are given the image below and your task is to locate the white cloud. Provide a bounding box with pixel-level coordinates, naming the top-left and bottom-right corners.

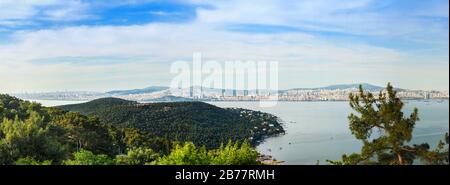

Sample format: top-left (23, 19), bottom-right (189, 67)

top-left (0, 0), bottom-right (92, 24)
top-left (0, 21), bottom-right (409, 93)
top-left (0, 0), bottom-right (448, 92)
top-left (41, 1), bottom-right (93, 21)
top-left (194, 0), bottom-right (448, 41)
top-left (1, 21), bottom-right (404, 63)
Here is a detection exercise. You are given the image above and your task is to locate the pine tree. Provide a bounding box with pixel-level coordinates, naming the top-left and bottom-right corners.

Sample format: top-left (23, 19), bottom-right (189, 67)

top-left (328, 83), bottom-right (449, 165)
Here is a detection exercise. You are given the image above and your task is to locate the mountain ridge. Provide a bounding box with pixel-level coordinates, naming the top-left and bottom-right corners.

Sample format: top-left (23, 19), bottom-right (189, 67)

top-left (106, 86), bottom-right (169, 95)
top-left (285, 83), bottom-right (386, 91)
top-left (104, 83), bottom-right (407, 94)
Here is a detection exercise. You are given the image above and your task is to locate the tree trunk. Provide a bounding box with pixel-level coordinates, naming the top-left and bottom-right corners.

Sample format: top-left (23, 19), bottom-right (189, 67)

top-left (397, 153), bottom-right (404, 165)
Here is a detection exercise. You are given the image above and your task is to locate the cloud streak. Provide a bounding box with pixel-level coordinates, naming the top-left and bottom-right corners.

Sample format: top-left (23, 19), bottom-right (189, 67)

top-left (0, 0), bottom-right (448, 92)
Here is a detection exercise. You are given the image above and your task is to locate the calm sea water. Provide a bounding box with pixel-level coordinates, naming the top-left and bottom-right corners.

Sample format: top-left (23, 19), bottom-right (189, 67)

top-left (30, 99), bottom-right (449, 165)
top-left (209, 100), bottom-right (449, 165)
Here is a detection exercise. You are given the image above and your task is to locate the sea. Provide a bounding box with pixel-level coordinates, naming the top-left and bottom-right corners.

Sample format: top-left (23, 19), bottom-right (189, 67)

top-left (28, 99), bottom-right (449, 165)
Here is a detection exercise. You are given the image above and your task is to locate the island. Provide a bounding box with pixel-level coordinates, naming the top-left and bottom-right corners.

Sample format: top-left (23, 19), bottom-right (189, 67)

top-left (59, 97), bottom-right (285, 149)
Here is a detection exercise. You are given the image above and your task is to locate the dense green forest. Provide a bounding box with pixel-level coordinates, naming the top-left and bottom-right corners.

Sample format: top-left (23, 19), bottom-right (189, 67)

top-left (59, 98), bottom-right (285, 149)
top-left (0, 94), bottom-right (274, 165)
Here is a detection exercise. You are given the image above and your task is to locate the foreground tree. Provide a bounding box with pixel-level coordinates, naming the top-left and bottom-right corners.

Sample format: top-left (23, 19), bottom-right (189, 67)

top-left (0, 112), bottom-right (66, 164)
top-left (210, 140), bottom-right (259, 165)
top-left (329, 83), bottom-right (449, 165)
top-left (153, 141), bottom-right (261, 165)
top-left (63, 149), bottom-right (115, 165)
top-left (419, 133), bottom-right (449, 165)
top-left (14, 157), bottom-right (52, 165)
top-left (115, 147), bottom-right (160, 165)
top-left (153, 142), bottom-right (211, 165)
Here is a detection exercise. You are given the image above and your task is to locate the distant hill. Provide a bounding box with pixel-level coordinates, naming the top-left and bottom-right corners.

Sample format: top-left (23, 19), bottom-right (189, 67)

top-left (144, 95), bottom-right (193, 102)
top-left (106, 86), bottom-right (169, 95)
top-left (59, 98), bottom-right (284, 148)
top-left (107, 83), bottom-right (389, 96)
top-left (287, 83), bottom-right (385, 91)
top-left (59, 97), bottom-right (137, 115)
top-left (321, 83), bottom-right (384, 91)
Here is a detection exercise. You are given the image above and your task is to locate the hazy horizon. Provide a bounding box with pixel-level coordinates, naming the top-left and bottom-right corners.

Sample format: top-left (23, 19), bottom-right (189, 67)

top-left (6, 82), bottom-right (449, 94)
top-left (1, 0), bottom-right (449, 93)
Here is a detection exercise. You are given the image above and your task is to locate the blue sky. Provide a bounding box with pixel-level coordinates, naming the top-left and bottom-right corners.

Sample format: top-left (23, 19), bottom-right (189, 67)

top-left (0, 0), bottom-right (448, 93)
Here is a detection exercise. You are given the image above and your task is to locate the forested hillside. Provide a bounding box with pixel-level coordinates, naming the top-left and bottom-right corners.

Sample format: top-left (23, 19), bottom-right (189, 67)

top-left (0, 94), bottom-right (281, 165)
top-left (60, 98), bottom-right (285, 148)
top-left (0, 94), bottom-right (116, 164)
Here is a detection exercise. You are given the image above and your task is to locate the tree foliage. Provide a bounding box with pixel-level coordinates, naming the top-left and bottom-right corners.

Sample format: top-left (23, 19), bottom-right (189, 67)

top-left (63, 149), bottom-right (115, 165)
top-left (0, 94), bottom-right (121, 164)
top-left (14, 157), bottom-right (52, 165)
top-left (210, 140), bottom-right (259, 165)
top-left (0, 94), bottom-right (264, 165)
top-left (59, 98), bottom-right (284, 149)
top-left (154, 141), bottom-right (260, 165)
top-left (328, 83), bottom-right (449, 165)
top-left (115, 147), bottom-right (160, 165)
top-left (418, 133), bottom-right (449, 165)
top-left (0, 113), bottom-right (66, 164)
top-left (153, 142), bottom-right (211, 165)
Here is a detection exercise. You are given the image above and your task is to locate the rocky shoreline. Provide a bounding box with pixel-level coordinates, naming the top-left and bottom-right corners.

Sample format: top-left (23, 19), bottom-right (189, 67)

top-left (227, 108), bottom-right (286, 146)
top-left (257, 154), bottom-right (284, 165)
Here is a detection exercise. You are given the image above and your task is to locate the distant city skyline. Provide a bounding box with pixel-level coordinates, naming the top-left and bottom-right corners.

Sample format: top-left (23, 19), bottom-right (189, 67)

top-left (0, 0), bottom-right (448, 93)
top-left (8, 82), bottom-right (450, 94)
top-left (12, 83), bottom-right (449, 102)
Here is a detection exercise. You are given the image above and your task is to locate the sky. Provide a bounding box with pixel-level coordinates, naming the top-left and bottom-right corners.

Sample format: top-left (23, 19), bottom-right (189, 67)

top-left (0, 0), bottom-right (448, 93)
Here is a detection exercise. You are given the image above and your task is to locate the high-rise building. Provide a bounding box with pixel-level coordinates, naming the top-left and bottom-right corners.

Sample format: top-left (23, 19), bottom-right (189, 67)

top-left (200, 86), bottom-right (203, 98)
top-left (222, 89), bottom-right (226, 97)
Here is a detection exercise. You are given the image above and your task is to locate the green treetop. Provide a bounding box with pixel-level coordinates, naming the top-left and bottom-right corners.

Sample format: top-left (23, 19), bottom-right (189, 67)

top-left (329, 83), bottom-right (449, 165)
